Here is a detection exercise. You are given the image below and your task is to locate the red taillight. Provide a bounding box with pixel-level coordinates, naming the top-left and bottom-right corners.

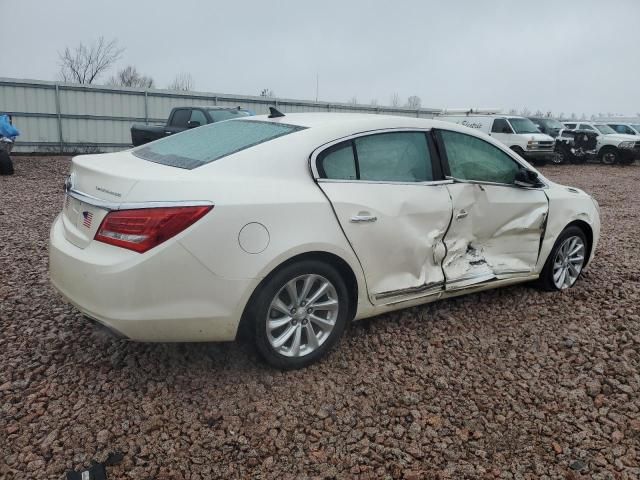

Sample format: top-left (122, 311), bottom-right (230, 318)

top-left (94, 205), bottom-right (212, 253)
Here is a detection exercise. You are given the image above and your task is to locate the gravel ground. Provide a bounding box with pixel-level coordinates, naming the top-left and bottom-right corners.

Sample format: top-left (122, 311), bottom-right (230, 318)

top-left (1, 156), bottom-right (639, 480)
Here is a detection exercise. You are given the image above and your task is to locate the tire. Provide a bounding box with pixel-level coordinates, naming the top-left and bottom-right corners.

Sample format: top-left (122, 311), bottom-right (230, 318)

top-left (0, 151), bottom-right (14, 175)
top-left (538, 226), bottom-right (588, 292)
top-left (598, 147), bottom-right (618, 165)
top-left (550, 151), bottom-right (565, 165)
top-left (250, 260), bottom-right (350, 369)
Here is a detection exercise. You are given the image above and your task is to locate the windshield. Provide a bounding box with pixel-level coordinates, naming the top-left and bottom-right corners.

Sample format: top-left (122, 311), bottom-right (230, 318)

top-left (208, 109), bottom-right (251, 122)
top-left (594, 124), bottom-right (616, 135)
top-left (508, 118), bottom-right (541, 134)
top-left (133, 120), bottom-right (306, 169)
top-left (539, 118), bottom-right (564, 129)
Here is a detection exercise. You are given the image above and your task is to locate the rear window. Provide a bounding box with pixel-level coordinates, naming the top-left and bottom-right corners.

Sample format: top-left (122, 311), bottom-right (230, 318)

top-left (133, 120), bottom-right (305, 169)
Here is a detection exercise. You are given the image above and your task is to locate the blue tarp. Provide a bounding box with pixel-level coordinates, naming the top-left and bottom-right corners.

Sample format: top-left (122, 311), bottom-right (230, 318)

top-left (0, 114), bottom-right (19, 139)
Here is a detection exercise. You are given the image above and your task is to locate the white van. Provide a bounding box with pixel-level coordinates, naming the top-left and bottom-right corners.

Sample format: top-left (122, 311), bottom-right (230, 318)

top-left (437, 112), bottom-right (555, 165)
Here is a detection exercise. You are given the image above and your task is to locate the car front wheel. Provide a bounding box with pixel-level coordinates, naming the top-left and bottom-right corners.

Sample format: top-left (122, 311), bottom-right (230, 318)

top-left (599, 147), bottom-right (619, 165)
top-left (252, 260), bottom-right (349, 369)
top-left (538, 226), bottom-right (588, 291)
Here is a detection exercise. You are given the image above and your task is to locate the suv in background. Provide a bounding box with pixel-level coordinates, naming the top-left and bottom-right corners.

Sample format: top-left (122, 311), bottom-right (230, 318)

top-left (562, 121), bottom-right (639, 164)
top-left (607, 122), bottom-right (640, 136)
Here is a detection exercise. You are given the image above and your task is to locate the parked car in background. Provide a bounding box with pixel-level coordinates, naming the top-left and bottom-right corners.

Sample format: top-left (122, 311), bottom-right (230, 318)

top-left (562, 121), bottom-right (639, 164)
top-left (131, 106), bottom-right (253, 146)
top-left (607, 122), bottom-right (640, 136)
top-left (437, 112), bottom-right (555, 165)
top-left (50, 112), bottom-right (600, 369)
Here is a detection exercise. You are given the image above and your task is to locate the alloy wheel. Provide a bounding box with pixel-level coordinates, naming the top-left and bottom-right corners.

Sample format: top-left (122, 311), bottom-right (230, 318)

top-left (266, 274), bottom-right (339, 357)
top-left (552, 236), bottom-right (586, 289)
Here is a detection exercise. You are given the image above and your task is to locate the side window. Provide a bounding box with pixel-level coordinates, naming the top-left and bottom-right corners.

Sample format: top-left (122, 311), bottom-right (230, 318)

top-left (439, 130), bottom-right (521, 184)
top-left (564, 123), bottom-right (576, 130)
top-left (169, 109), bottom-right (191, 128)
top-left (354, 132), bottom-right (433, 182)
top-left (189, 109), bottom-right (207, 126)
top-left (317, 141), bottom-right (357, 180)
top-left (579, 124), bottom-right (595, 131)
top-left (491, 119), bottom-right (512, 134)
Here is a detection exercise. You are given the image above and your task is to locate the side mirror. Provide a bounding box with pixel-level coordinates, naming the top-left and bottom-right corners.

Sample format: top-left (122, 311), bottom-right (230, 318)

top-left (514, 168), bottom-right (541, 188)
top-left (187, 120), bottom-right (201, 129)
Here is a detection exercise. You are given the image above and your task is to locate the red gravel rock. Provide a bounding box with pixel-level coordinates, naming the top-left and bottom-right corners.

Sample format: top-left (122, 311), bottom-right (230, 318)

top-left (1, 158), bottom-right (639, 479)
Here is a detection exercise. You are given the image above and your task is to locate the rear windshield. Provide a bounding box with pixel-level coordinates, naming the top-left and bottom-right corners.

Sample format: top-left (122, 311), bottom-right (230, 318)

top-left (133, 120), bottom-right (305, 169)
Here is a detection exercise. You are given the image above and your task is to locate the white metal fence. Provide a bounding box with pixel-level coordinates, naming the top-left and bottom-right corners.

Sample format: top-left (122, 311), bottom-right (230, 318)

top-left (0, 77), bottom-right (441, 154)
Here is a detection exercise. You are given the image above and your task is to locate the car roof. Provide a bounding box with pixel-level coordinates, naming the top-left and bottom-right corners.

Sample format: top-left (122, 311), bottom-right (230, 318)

top-left (240, 112), bottom-right (525, 151)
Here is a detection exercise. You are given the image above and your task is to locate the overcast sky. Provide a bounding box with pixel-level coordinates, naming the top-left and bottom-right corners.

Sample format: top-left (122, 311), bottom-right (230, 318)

top-left (4, 0), bottom-right (640, 116)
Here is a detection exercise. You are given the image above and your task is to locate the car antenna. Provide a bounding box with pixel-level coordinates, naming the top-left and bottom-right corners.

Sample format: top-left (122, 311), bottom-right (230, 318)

top-left (268, 107), bottom-right (285, 118)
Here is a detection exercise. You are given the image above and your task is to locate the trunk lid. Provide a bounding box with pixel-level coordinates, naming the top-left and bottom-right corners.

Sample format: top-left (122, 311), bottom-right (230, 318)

top-left (63, 150), bottom-right (193, 249)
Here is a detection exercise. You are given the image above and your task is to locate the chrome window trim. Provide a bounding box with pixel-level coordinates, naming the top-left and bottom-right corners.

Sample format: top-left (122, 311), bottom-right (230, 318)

top-left (66, 188), bottom-right (213, 211)
top-left (317, 178), bottom-right (454, 186)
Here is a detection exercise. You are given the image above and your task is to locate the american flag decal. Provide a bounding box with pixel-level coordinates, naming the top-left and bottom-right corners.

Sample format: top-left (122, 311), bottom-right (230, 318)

top-left (82, 211), bottom-right (93, 228)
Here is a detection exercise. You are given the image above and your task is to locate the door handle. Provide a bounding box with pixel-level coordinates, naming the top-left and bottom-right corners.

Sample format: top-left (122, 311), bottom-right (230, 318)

top-left (455, 210), bottom-right (468, 220)
top-left (350, 214), bottom-right (377, 223)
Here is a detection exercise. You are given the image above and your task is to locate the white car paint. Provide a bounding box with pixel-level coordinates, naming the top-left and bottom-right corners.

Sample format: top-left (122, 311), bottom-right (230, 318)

top-left (49, 113), bottom-right (600, 345)
top-left (437, 114), bottom-right (555, 161)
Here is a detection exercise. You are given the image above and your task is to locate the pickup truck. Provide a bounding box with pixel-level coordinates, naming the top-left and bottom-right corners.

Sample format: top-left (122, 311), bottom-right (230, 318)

top-left (562, 121), bottom-right (640, 165)
top-left (131, 106), bottom-right (252, 146)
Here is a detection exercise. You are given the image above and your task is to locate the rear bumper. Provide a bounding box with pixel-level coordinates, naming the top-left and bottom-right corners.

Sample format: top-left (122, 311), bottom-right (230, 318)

top-left (49, 214), bottom-right (253, 342)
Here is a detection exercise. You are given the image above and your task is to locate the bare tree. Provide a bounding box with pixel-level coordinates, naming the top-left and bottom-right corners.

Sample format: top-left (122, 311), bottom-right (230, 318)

top-left (406, 96), bottom-right (422, 109)
top-left (107, 65), bottom-right (154, 88)
top-left (545, 111), bottom-right (553, 118)
top-left (580, 113), bottom-right (587, 120)
top-left (558, 112), bottom-right (565, 120)
top-left (519, 107), bottom-right (531, 117)
top-left (58, 37), bottom-right (124, 84)
top-left (508, 108), bottom-right (518, 115)
top-left (370, 99), bottom-right (378, 107)
top-left (570, 112), bottom-right (577, 120)
top-left (534, 109), bottom-right (544, 116)
top-left (390, 93), bottom-right (400, 107)
top-left (168, 73), bottom-right (195, 91)
top-left (259, 88), bottom-right (275, 98)
top-left (349, 96), bottom-right (358, 105)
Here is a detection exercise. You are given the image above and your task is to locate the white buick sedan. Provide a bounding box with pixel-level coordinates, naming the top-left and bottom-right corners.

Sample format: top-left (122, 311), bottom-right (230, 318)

top-left (50, 112), bottom-right (600, 368)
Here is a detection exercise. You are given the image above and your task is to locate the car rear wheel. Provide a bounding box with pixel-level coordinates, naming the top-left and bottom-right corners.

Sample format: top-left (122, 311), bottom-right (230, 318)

top-left (538, 226), bottom-right (588, 291)
top-left (252, 260), bottom-right (349, 369)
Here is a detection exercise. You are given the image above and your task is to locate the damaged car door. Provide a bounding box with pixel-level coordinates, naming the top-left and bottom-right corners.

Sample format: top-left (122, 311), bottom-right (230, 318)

top-left (313, 130), bottom-right (452, 304)
top-left (435, 129), bottom-right (548, 289)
